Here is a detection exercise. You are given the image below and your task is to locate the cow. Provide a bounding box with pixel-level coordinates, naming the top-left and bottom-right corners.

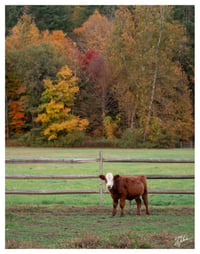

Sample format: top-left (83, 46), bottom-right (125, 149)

top-left (99, 173), bottom-right (150, 217)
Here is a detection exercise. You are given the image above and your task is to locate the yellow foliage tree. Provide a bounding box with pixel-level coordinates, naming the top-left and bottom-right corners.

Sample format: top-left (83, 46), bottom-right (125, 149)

top-left (36, 66), bottom-right (89, 140)
top-left (103, 116), bottom-right (118, 140)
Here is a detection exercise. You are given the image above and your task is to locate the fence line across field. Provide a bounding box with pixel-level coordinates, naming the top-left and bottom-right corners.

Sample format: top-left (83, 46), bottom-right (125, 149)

top-left (6, 189), bottom-right (194, 195)
top-left (5, 151), bottom-right (194, 206)
top-left (6, 158), bottom-right (194, 164)
top-left (6, 174), bottom-right (194, 180)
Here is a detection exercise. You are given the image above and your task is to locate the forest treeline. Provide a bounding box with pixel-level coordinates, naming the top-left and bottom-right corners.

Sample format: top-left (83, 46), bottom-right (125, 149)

top-left (5, 5), bottom-right (194, 148)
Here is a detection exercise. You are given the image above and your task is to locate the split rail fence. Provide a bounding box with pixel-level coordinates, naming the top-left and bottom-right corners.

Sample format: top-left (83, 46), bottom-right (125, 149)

top-left (6, 151), bottom-right (194, 205)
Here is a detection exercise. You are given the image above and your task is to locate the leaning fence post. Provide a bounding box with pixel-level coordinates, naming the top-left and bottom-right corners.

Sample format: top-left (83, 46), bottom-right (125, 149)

top-left (99, 151), bottom-right (104, 206)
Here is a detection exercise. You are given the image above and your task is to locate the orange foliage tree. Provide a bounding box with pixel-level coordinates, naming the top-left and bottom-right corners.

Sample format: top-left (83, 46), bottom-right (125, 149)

top-left (6, 14), bottom-right (40, 49)
top-left (6, 13), bottom-right (81, 75)
top-left (73, 9), bottom-right (112, 52)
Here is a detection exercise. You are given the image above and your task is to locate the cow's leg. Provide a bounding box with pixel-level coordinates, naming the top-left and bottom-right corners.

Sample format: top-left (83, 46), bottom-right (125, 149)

top-left (112, 199), bottom-right (118, 217)
top-left (128, 200), bottom-right (132, 214)
top-left (119, 198), bottom-right (125, 217)
top-left (142, 192), bottom-right (150, 215)
top-left (135, 197), bottom-right (142, 215)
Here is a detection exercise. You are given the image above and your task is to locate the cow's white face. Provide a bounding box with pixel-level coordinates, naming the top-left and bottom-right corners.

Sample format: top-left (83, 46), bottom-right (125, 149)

top-left (105, 173), bottom-right (114, 190)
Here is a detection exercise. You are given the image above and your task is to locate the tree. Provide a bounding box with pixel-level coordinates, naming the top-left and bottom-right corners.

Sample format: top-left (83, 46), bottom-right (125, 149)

top-left (40, 29), bottom-right (81, 76)
top-left (29, 5), bottom-right (73, 33)
top-left (103, 115), bottom-right (119, 139)
top-left (142, 6), bottom-right (165, 142)
top-left (107, 6), bottom-right (193, 145)
top-left (5, 5), bottom-right (194, 147)
top-left (173, 6), bottom-right (194, 104)
top-left (5, 69), bottom-right (28, 138)
top-left (6, 13), bottom-right (82, 135)
top-left (36, 66), bottom-right (89, 141)
top-left (5, 5), bottom-right (116, 36)
top-left (6, 13), bottom-right (81, 76)
top-left (6, 42), bottom-right (66, 128)
top-left (6, 13), bottom-right (41, 49)
top-left (75, 49), bottom-right (116, 137)
top-left (73, 10), bottom-right (112, 52)
top-left (5, 5), bottom-right (24, 35)
top-left (71, 6), bottom-right (94, 29)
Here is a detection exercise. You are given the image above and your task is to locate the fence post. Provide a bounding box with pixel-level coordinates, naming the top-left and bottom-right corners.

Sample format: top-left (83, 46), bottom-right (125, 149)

top-left (99, 151), bottom-right (104, 206)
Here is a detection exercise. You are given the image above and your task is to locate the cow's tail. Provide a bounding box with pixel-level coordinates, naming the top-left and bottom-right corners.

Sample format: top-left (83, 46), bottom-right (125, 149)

top-left (141, 175), bottom-right (148, 193)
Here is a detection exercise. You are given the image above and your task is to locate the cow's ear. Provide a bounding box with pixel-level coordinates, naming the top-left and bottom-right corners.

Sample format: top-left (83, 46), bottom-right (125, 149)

top-left (114, 174), bottom-right (120, 180)
top-left (99, 174), bottom-right (106, 180)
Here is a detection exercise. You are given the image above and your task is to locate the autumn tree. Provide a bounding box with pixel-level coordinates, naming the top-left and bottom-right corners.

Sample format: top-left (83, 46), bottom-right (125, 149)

top-left (6, 13), bottom-right (81, 134)
top-left (107, 6), bottom-right (193, 146)
top-left (5, 69), bottom-right (28, 138)
top-left (75, 49), bottom-right (116, 137)
top-left (173, 6), bottom-right (194, 106)
top-left (80, 49), bottom-right (111, 118)
top-left (73, 11), bottom-right (115, 136)
top-left (6, 13), bottom-right (81, 77)
top-left (5, 5), bottom-right (23, 35)
top-left (7, 42), bottom-right (66, 130)
top-left (71, 6), bottom-right (94, 29)
top-left (73, 9), bottom-right (112, 52)
top-left (40, 29), bottom-right (81, 76)
top-left (5, 6), bottom-right (194, 147)
top-left (6, 13), bottom-right (41, 49)
top-left (36, 66), bottom-right (89, 141)
top-left (103, 115), bottom-right (120, 139)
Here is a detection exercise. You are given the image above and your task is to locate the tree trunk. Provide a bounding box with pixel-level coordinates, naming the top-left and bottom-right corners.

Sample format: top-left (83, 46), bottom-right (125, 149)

top-left (143, 7), bottom-right (165, 142)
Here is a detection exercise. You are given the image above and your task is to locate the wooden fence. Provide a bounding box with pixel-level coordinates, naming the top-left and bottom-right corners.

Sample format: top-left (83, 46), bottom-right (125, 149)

top-left (6, 151), bottom-right (194, 205)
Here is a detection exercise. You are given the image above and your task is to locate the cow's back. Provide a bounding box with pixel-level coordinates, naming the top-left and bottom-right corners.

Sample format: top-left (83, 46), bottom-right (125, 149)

top-left (115, 175), bottom-right (147, 199)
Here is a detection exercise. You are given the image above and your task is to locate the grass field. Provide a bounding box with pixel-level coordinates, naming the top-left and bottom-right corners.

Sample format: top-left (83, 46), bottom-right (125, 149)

top-left (5, 147), bottom-right (195, 248)
top-left (6, 147), bottom-right (194, 206)
top-left (6, 205), bottom-right (194, 248)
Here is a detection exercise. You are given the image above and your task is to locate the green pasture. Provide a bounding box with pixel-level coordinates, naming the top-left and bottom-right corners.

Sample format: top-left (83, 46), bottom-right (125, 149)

top-left (6, 147), bottom-right (194, 159)
top-left (6, 148), bottom-right (194, 206)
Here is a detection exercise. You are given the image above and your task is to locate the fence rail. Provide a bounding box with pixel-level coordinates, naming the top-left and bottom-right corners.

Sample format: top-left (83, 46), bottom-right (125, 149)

top-left (6, 174), bottom-right (194, 180)
top-left (6, 158), bottom-right (194, 164)
top-left (6, 151), bottom-right (194, 205)
top-left (103, 158), bottom-right (194, 163)
top-left (5, 158), bottom-right (97, 164)
top-left (6, 189), bottom-right (194, 195)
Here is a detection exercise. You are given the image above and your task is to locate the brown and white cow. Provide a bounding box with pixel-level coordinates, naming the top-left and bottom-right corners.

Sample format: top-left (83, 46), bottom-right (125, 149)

top-left (99, 173), bottom-right (150, 217)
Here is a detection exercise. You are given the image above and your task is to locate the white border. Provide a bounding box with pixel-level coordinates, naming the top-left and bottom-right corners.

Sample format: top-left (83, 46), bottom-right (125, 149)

top-left (2, 0), bottom-right (198, 5)
top-left (1, 1), bottom-right (198, 254)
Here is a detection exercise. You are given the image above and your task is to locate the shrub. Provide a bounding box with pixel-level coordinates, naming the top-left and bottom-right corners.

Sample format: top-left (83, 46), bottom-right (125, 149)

top-left (118, 128), bottom-right (142, 148)
top-left (50, 130), bottom-right (86, 147)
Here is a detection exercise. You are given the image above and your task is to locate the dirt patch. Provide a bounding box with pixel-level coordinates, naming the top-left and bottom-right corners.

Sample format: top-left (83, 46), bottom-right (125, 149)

top-left (149, 206), bottom-right (194, 216)
top-left (6, 204), bottom-right (194, 215)
top-left (6, 205), bottom-right (112, 216)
